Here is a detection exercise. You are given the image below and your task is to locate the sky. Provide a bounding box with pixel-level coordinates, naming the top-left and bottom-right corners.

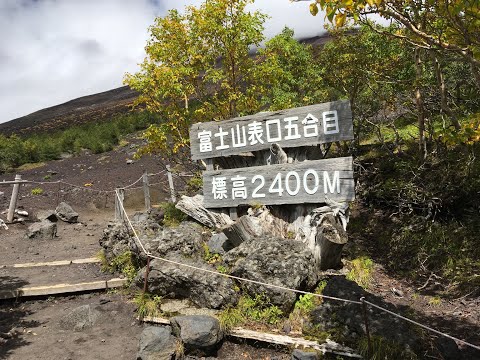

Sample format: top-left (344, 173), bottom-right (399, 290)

top-left (0, 0), bottom-right (327, 124)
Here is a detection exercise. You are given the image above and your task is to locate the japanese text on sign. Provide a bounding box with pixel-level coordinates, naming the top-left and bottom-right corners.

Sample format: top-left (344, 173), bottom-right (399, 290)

top-left (190, 100), bottom-right (353, 160)
top-left (202, 157), bottom-right (355, 208)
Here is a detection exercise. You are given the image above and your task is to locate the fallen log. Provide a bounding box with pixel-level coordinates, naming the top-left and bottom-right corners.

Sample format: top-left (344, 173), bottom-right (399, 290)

top-left (175, 194), bottom-right (233, 229)
top-left (140, 315), bottom-right (361, 358)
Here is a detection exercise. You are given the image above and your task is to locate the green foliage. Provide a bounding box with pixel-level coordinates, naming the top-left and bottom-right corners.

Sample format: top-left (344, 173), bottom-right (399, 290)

top-left (219, 293), bottom-right (283, 330)
top-left (30, 187), bottom-right (44, 196)
top-left (125, 0), bottom-right (274, 158)
top-left (358, 335), bottom-right (418, 360)
top-left (134, 292), bottom-right (163, 318)
top-left (184, 173), bottom-right (203, 195)
top-left (98, 250), bottom-right (138, 285)
top-left (0, 111), bottom-right (158, 174)
top-left (202, 242), bottom-right (222, 265)
top-left (159, 202), bottom-right (187, 227)
top-left (346, 257), bottom-right (374, 289)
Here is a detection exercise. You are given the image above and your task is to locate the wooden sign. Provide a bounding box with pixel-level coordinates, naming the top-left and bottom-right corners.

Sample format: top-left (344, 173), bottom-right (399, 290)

top-left (190, 100), bottom-right (353, 160)
top-left (202, 156), bottom-right (354, 208)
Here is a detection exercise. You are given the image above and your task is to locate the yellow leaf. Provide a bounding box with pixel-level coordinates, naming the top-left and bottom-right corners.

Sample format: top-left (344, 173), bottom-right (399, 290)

top-left (84, 183), bottom-right (93, 187)
top-left (335, 13), bottom-right (347, 27)
top-left (310, 3), bottom-right (319, 16)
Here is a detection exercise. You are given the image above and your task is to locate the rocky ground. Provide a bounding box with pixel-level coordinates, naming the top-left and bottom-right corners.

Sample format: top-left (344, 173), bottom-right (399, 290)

top-left (0, 134), bottom-right (479, 359)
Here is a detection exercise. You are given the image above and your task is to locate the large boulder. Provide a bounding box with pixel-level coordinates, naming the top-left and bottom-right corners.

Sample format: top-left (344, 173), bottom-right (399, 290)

top-left (151, 221), bottom-right (205, 259)
top-left (137, 326), bottom-right (177, 360)
top-left (55, 202), bottom-right (79, 223)
top-left (171, 315), bottom-right (223, 355)
top-left (310, 276), bottom-right (426, 356)
top-left (99, 221), bottom-right (137, 263)
top-left (136, 258), bottom-right (238, 309)
top-left (26, 220), bottom-right (57, 240)
top-left (36, 209), bottom-right (58, 222)
top-left (223, 236), bottom-right (317, 312)
top-left (59, 305), bottom-right (100, 331)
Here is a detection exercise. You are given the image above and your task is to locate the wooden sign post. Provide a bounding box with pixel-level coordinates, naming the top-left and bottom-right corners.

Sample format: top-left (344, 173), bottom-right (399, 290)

top-left (186, 100), bottom-right (355, 270)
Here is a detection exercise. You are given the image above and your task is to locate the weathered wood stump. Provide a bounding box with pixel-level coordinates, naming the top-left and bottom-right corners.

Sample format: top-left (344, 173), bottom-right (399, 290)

top-left (179, 143), bottom-right (350, 271)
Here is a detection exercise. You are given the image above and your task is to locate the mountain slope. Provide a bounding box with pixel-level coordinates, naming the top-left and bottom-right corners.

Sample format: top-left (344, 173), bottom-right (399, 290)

top-left (0, 86), bottom-right (138, 136)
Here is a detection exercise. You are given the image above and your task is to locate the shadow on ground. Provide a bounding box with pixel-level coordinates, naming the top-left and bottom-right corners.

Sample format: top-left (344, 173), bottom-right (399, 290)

top-left (0, 276), bottom-right (40, 359)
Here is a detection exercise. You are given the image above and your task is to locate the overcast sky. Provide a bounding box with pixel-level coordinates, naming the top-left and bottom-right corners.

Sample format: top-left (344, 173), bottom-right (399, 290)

top-left (0, 0), bottom-right (327, 124)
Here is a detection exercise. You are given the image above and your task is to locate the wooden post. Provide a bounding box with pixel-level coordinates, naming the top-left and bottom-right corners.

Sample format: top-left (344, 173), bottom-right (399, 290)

top-left (115, 188), bottom-right (125, 221)
top-left (142, 171), bottom-right (151, 211)
top-left (7, 174), bottom-right (21, 223)
top-left (166, 165), bottom-right (176, 203)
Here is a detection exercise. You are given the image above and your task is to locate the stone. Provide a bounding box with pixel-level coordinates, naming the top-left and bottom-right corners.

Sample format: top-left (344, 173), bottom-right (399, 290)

top-left (291, 349), bottom-right (318, 360)
top-left (207, 232), bottom-right (232, 255)
top-left (59, 305), bottom-right (99, 331)
top-left (36, 209), bottom-right (58, 222)
top-left (99, 221), bottom-right (135, 263)
top-left (310, 276), bottom-right (423, 356)
top-left (27, 220), bottom-right (57, 240)
top-left (223, 236), bottom-right (317, 312)
top-left (137, 326), bottom-right (177, 360)
top-left (55, 202), bottom-right (79, 223)
top-left (171, 315), bottom-right (223, 354)
top-left (136, 257), bottom-right (238, 309)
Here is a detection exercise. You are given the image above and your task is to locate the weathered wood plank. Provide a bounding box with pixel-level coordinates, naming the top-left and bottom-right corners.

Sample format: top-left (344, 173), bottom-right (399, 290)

top-left (0, 278), bottom-right (127, 300)
top-left (202, 157), bottom-right (354, 208)
top-left (140, 316), bottom-right (361, 358)
top-left (190, 100), bottom-right (353, 160)
top-left (0, 257), bottom-right (100, 269)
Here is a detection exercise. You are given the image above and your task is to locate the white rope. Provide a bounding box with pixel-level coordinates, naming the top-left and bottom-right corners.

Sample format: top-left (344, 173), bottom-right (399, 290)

top-left (113, 189), bottom-right (480, 352)
top-left (363, 299), bottom-right (480, 351)
top-left (114, 190), bottom-right (360, 305)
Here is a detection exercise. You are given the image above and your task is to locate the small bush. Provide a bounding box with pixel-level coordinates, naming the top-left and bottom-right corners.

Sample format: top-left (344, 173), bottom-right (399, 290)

top-left (134, 292), bottom-right (163, 318)
top-left (98, 250), bottom-right (138, 285)
top-left (31, 187), bottom-right (44, 196)
top-left (358, 335), bottom-right (418, 360)
top-left (219, 294), bottom-right (283, 330)
top-left (346, 256), bottom-right (374, 289)
top-left (160, 202), bottom-right (187, 227)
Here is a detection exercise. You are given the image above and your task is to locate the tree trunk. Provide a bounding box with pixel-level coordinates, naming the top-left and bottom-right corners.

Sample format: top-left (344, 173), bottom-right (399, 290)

top-left (200, 143), bottom-right (350, 271)
top-left (431, 52), bottom-right (460, 130)
top-left (415, 48), bottom-right (427, 159)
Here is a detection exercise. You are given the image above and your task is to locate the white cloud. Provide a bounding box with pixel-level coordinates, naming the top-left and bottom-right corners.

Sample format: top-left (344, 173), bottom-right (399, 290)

top-left (0, 0), bottom-right (325, 123)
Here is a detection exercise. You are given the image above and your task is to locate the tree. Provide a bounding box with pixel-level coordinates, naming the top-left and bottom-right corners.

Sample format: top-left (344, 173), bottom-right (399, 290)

top-left (304, 0), bottom-right (480, 91)
top-left (124, 0), bottom-right (277, 158)
top-left (258, 27), bottom-right (325, 111)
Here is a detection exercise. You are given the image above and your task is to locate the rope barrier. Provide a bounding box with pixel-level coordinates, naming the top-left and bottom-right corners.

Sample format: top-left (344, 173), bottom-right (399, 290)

top-left (113, 189), bottom-right (480, 353)
top-left (363, 299), bottom-right (480, 351)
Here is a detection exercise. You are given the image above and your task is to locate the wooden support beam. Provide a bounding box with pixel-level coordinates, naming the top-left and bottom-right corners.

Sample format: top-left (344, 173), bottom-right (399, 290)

top-left (0, 257), bottom-right (100, 269)
top-left (140, 316), bottom-right (361, 358)
top-left (143, 171), bottom-right (151, 211)
top-left (166, 165), bottom-right (176, 203)
top-left (7, 174), bottom-right (21, 223)
top-left (0, 278), bottom-right (127, 300)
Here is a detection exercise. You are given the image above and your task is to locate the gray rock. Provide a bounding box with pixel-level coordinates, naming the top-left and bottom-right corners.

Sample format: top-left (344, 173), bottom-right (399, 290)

top-left (153, 222), bottom-right (204, 259)
top-left (434, 336), bottom-right (463, 360)
top-left (55, 202), bottom-right (79, 223)
top-left (137, 326), bottom-right (177, 360)
top-left (99, 221), bottom-right (136, 263)
top-left (0, 191), bottom-right (5, 199)
top-left (59, 305), bottom-right (99, 331)
top-left (291, 349), bottom-right (318, 360)
top-left (171, 315), bottom-right (223, 353)
top-left (310, 276), bottom-right (423, 356)
top-left (27, 220), bottom-right (57, 240)
top-left (137, 257), bottom-right (238, 309)
top-left (207, 232), bottom-right (232, 255)
top-left (223, 236), bottom-right (317, 312)
top-left (36, 209), bottom-right (58, 222)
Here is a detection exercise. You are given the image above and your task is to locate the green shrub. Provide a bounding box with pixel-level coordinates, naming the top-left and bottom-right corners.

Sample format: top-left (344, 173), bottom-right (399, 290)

top-left (346, 257), bottom-right (374, 289)
top-left (160, 202), bottom-right (187, 227)
top-left (358, 335), bottom-right (418, 360)
top-left (134, 292), bottom-right (163, 318)
top-left (31, 187), bottom-right (44, 195)
top-left (219, 294), bottom-right (283, 330)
